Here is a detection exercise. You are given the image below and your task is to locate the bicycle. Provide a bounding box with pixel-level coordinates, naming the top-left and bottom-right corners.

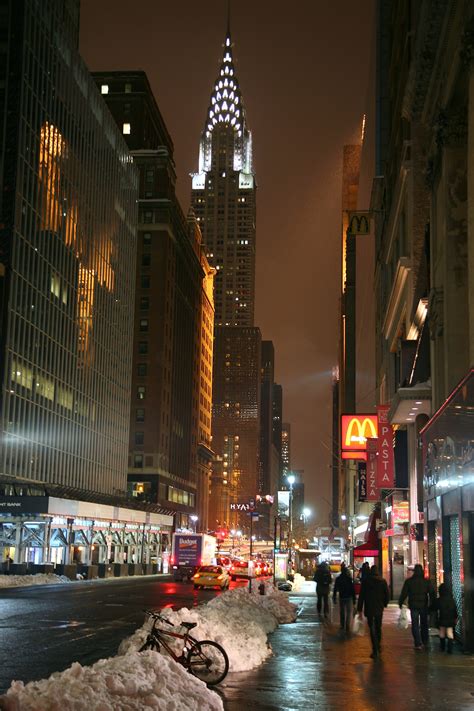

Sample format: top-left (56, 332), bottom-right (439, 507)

top-left (139, 610), bottom-right (229, 686)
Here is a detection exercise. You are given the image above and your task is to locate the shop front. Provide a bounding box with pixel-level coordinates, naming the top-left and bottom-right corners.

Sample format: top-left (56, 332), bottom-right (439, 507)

top-left (422, 369), bottom-right (474, 650)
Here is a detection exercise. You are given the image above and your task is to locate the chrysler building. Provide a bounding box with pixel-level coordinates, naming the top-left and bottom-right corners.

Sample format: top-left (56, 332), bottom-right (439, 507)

top-left (191, 29), bottom-right (256, 327)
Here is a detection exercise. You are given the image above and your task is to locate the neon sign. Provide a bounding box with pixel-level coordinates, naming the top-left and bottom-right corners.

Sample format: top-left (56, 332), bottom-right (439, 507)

top-left (341, 414), bottom-right (378, 460)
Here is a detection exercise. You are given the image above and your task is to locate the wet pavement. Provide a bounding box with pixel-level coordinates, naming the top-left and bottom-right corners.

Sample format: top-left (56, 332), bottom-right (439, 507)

top-left (218, 593), bottom-right (474, 711)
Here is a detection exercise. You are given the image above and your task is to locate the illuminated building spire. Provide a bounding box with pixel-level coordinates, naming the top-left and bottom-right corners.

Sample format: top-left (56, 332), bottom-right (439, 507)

top-left (193, 21), bottom-right (253, 179)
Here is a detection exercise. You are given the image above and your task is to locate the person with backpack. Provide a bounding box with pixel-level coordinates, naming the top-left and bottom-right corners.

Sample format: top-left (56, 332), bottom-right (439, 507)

top-left (314, 561), bottom-right (332, 617)
top-left (433, 583), bottom-right (458, 654)
top-left (333, 563), bottom-right (356, 633)
top-left (398, 564), bottom-right (435, 650)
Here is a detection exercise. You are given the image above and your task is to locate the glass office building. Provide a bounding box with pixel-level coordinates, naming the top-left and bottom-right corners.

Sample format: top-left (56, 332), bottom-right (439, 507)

top-left (0, 0), bottom-right (138, 496)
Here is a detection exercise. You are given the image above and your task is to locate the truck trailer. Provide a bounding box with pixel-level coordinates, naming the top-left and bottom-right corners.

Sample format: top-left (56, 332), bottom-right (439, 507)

top-left (171, 533), bottom-right (217, 581)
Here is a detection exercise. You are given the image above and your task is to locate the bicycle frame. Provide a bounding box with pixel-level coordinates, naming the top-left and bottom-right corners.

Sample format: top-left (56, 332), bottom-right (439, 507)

top-left (145, 616), bottom-right (199, 663)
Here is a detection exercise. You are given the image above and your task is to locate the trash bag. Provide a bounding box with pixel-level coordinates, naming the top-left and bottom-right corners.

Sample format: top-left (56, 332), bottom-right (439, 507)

top-left (397, 607), bottom-right (410, 630)
top-left (352, 615), bottom-right (365, 636)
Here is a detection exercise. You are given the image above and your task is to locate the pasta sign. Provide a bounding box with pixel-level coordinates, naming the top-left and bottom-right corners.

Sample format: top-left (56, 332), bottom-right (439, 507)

top-left (377, 405), bottom-right (395, 487)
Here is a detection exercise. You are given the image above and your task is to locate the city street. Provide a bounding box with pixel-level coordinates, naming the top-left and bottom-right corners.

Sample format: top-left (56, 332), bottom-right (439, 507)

top-left (0, 575), bottom-right (248, 694)
top-left (220, 594), bottom-right (474, 711)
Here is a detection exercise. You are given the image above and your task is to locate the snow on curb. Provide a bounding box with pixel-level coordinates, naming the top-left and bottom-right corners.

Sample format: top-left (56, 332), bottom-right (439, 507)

top-left (0, 650), bottom-right (223, 711)
top-left (119, 585), bottom-right (297, 672)
top-left (0, 574), bottom-right (71, 588)
top-left (0, 584), bottom-right (297, 710)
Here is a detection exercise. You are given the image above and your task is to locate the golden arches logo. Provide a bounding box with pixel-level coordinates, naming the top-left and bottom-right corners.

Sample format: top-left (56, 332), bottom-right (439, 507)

top-left (344, 417), bottom-right (377, 447)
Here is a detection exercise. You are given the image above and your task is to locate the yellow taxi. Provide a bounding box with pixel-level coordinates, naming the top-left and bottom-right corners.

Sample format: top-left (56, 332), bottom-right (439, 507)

top-left (192, 565), bottom-right (231, 590)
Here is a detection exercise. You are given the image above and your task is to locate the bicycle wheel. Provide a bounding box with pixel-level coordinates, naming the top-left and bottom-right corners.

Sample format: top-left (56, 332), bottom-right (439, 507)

top-left (186, 640), bottom-right (229, 685)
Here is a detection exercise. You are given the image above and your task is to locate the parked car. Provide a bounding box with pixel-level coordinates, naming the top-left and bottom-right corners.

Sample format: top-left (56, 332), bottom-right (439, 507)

top-left (192, 565), bottom-right (230, 590)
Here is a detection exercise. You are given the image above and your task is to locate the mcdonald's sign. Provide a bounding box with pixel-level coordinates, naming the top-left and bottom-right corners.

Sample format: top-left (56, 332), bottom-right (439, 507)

top-left (347, 211), bottom-right (371, 235)
top-left (341, 414), bottom-right (378, 460)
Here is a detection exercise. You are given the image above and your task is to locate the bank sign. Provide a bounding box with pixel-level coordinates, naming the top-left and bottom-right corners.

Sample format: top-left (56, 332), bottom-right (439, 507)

top-left (341, 414), bottom-right (378, 460)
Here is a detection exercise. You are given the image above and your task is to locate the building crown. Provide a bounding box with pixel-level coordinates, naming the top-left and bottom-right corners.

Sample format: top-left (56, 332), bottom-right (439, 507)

top-left (204, 31), bottom-right (245, 137)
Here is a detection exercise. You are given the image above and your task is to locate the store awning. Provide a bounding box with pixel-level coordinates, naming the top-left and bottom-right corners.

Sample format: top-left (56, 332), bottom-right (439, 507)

top-left (353, 541), bottom-right (379, 558)
top-left (354, 508), bottom-right (380, 557)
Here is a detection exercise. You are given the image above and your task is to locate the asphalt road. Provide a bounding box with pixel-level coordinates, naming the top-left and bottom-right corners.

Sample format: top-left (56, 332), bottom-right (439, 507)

top-left (0, 575), bottom-right (248, 693)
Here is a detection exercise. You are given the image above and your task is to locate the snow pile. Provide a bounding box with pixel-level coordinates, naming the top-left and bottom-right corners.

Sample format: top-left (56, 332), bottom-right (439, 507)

top-left (249, 584), bottom-right (298, 623)
top-left (0, 574), bottom-right (70, 588)
top-left (120, 587), bottom-right (297, 673)
top-left (0, 650), bottom-right (223, 711)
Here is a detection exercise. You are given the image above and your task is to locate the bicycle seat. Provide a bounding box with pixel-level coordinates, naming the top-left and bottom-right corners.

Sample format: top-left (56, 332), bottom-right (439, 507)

top-left (181, 621), bottom-right (197, 630)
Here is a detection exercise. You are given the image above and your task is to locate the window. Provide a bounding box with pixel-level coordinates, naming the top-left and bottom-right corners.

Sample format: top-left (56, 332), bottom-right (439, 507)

top-left (101, 84), bottom-right (109, 94)
top-left (135, 432), bottom-right (144, 446)
top-left (146, 169), bottom-right (154, 182)
top-left (123, 123), bottom-right (131, 135)
top-left (139, 319), bottom-right (148, 332)
top-left (143, 232), bottom-right (151, 245)
top-left (144, 211), bottom-right (152, 223)
top-left (140, 297), bottom-right (149, 310)
top-left (138, 341), bottom-right (148, 354)
top-left (125, 83), bottom-right (132, 93)
top-left (141, 276), bottom-right (150, 289)
top-left (50, 273), bottom-right (61, 299)
top-left (136, 408), bottom-right (145, 423)
top-left (137, 363), bottom-right (147, 377)
top-left (137, 386), bottom-right (146, 400)
top-left (142, 253), bottom-right (151, 267)
top-left (134, 454), bottom-right (143, 468)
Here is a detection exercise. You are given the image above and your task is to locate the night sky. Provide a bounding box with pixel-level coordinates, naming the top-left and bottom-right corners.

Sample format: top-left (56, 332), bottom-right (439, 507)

top-left (80, 0), bottom-right (375, 524)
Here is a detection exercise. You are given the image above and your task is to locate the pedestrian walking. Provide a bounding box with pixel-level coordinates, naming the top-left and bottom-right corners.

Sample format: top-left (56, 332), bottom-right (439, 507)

top-left (398, 564), bottom-right (435, 650)
top-left (433, 583), bottom-right (458, 654)
top-left (359, 561), bottom-right (370, 583)
top-left (357, 565), bottom-right (390, 658)
top-left (333, 563), bottom-right (356, 634)
top-left (314, 561), bottom-right (331, 617)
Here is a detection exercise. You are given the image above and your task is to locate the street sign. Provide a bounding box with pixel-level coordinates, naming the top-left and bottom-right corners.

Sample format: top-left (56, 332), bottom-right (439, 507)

top-left (249, 498), bottom-right (256, 511)
top-left (230, 503), bottom-right (251, 512)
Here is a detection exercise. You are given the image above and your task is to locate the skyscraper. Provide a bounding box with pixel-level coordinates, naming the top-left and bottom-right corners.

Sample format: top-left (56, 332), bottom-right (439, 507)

top-left (191, 28), bottom-right (256, 326)
top-left (0, 0), bottom-right (138, 497)
top-left (192, 24), bottom-right (260, 532)
top-left (93, 71), bottom-right (215, 531)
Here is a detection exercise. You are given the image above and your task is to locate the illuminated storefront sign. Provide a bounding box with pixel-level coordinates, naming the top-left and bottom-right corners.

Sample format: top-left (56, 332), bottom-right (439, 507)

top-left (376, 405), bottom-right (395, 487)
top-left (341, 414), bottom-right (378, 459)
top-left (366, 438), bottom-right (379, 501)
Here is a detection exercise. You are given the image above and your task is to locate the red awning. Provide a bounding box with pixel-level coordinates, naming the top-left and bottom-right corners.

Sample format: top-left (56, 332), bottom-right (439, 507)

top-left (353, 541), bottom-right (379, 558)
top-left (353, 508), bottom-right (380, 557)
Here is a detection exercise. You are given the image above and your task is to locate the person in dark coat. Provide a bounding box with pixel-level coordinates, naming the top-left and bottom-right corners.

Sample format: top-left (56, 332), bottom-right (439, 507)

top-left (359, 561), bottom-right (370, 583)
top-left (357, 565), bottom-right (390, 658)
top-left (314, 561), bottom-right (332, 617)
top-left (398, 564), bottom-right (435, 650)
top-left (333, 564), bottom-right (356, 633)
top-left (434, 583), bottom-right (458, 653)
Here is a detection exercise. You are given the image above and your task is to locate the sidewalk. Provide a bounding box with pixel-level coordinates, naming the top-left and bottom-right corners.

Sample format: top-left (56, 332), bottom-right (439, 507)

top-left (218, 592), bottom-right (474, 711)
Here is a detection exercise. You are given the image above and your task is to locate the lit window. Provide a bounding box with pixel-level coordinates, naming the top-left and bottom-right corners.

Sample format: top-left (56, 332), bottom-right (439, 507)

top-left (134, 454), bottom-right (143, 468)
top-left (137, 386), bottom-right (146, 400)
top-left (139, 319), bottom-right (148, 332)
top-left (101, 84), bottom-right (109, 94)
top-left (123, 123), bottom-right (131, 134)
top-left (125, 83), bottom-right (132, 93)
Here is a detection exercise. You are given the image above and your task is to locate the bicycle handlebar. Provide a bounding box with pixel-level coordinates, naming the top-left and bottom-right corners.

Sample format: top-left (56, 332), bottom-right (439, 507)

top-left (143, 609), bottom-right (174, 626)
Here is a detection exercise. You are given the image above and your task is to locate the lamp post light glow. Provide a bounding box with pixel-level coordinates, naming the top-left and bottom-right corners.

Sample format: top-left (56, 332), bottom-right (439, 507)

top-left (287, 474), bottom-right (296, 566)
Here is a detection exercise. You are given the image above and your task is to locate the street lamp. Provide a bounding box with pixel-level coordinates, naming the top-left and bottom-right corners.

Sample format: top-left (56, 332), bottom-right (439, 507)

top-left (287, 474), bottom-right (295, 565)
top-left (190, 515), bottom-right (198, 533)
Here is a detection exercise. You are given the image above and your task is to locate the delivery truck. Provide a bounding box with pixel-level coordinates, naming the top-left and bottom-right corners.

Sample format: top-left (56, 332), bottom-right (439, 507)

top-left (171, 533), bottom-right (217, 581)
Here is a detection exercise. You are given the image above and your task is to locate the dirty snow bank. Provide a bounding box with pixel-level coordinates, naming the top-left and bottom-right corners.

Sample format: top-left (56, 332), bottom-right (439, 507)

top-left (0, 574), bottom-right (70, 588)
top-left (120, 586), bottom-right (297, 672)
top-left (0, 650), bottom-right (223, 711)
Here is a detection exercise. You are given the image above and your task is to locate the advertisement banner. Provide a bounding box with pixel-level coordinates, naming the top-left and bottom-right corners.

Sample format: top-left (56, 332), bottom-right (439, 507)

top-left (357, 461), bottom-right (367, 501)
top-left (277, 490), bottom-right (290, 517)
top-left (366, 438), bottom-right (379, 501)
top-left (377, 405), bottom-right (395, 488)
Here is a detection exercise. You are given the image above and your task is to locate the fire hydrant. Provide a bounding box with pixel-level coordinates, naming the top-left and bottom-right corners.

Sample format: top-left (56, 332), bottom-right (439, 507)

top-left (258, 582), bottom-right (265, 595)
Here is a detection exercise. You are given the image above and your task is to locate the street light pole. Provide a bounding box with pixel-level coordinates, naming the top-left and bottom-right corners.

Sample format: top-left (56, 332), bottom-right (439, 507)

top-left (287, 474), bottom-right (295, 568)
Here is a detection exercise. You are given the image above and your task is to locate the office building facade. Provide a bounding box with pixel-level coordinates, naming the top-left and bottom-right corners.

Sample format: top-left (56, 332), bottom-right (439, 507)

top-left (0, 0), bottom-right (138, 497)
top-left (93, 71), bottom-right (213, 530)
